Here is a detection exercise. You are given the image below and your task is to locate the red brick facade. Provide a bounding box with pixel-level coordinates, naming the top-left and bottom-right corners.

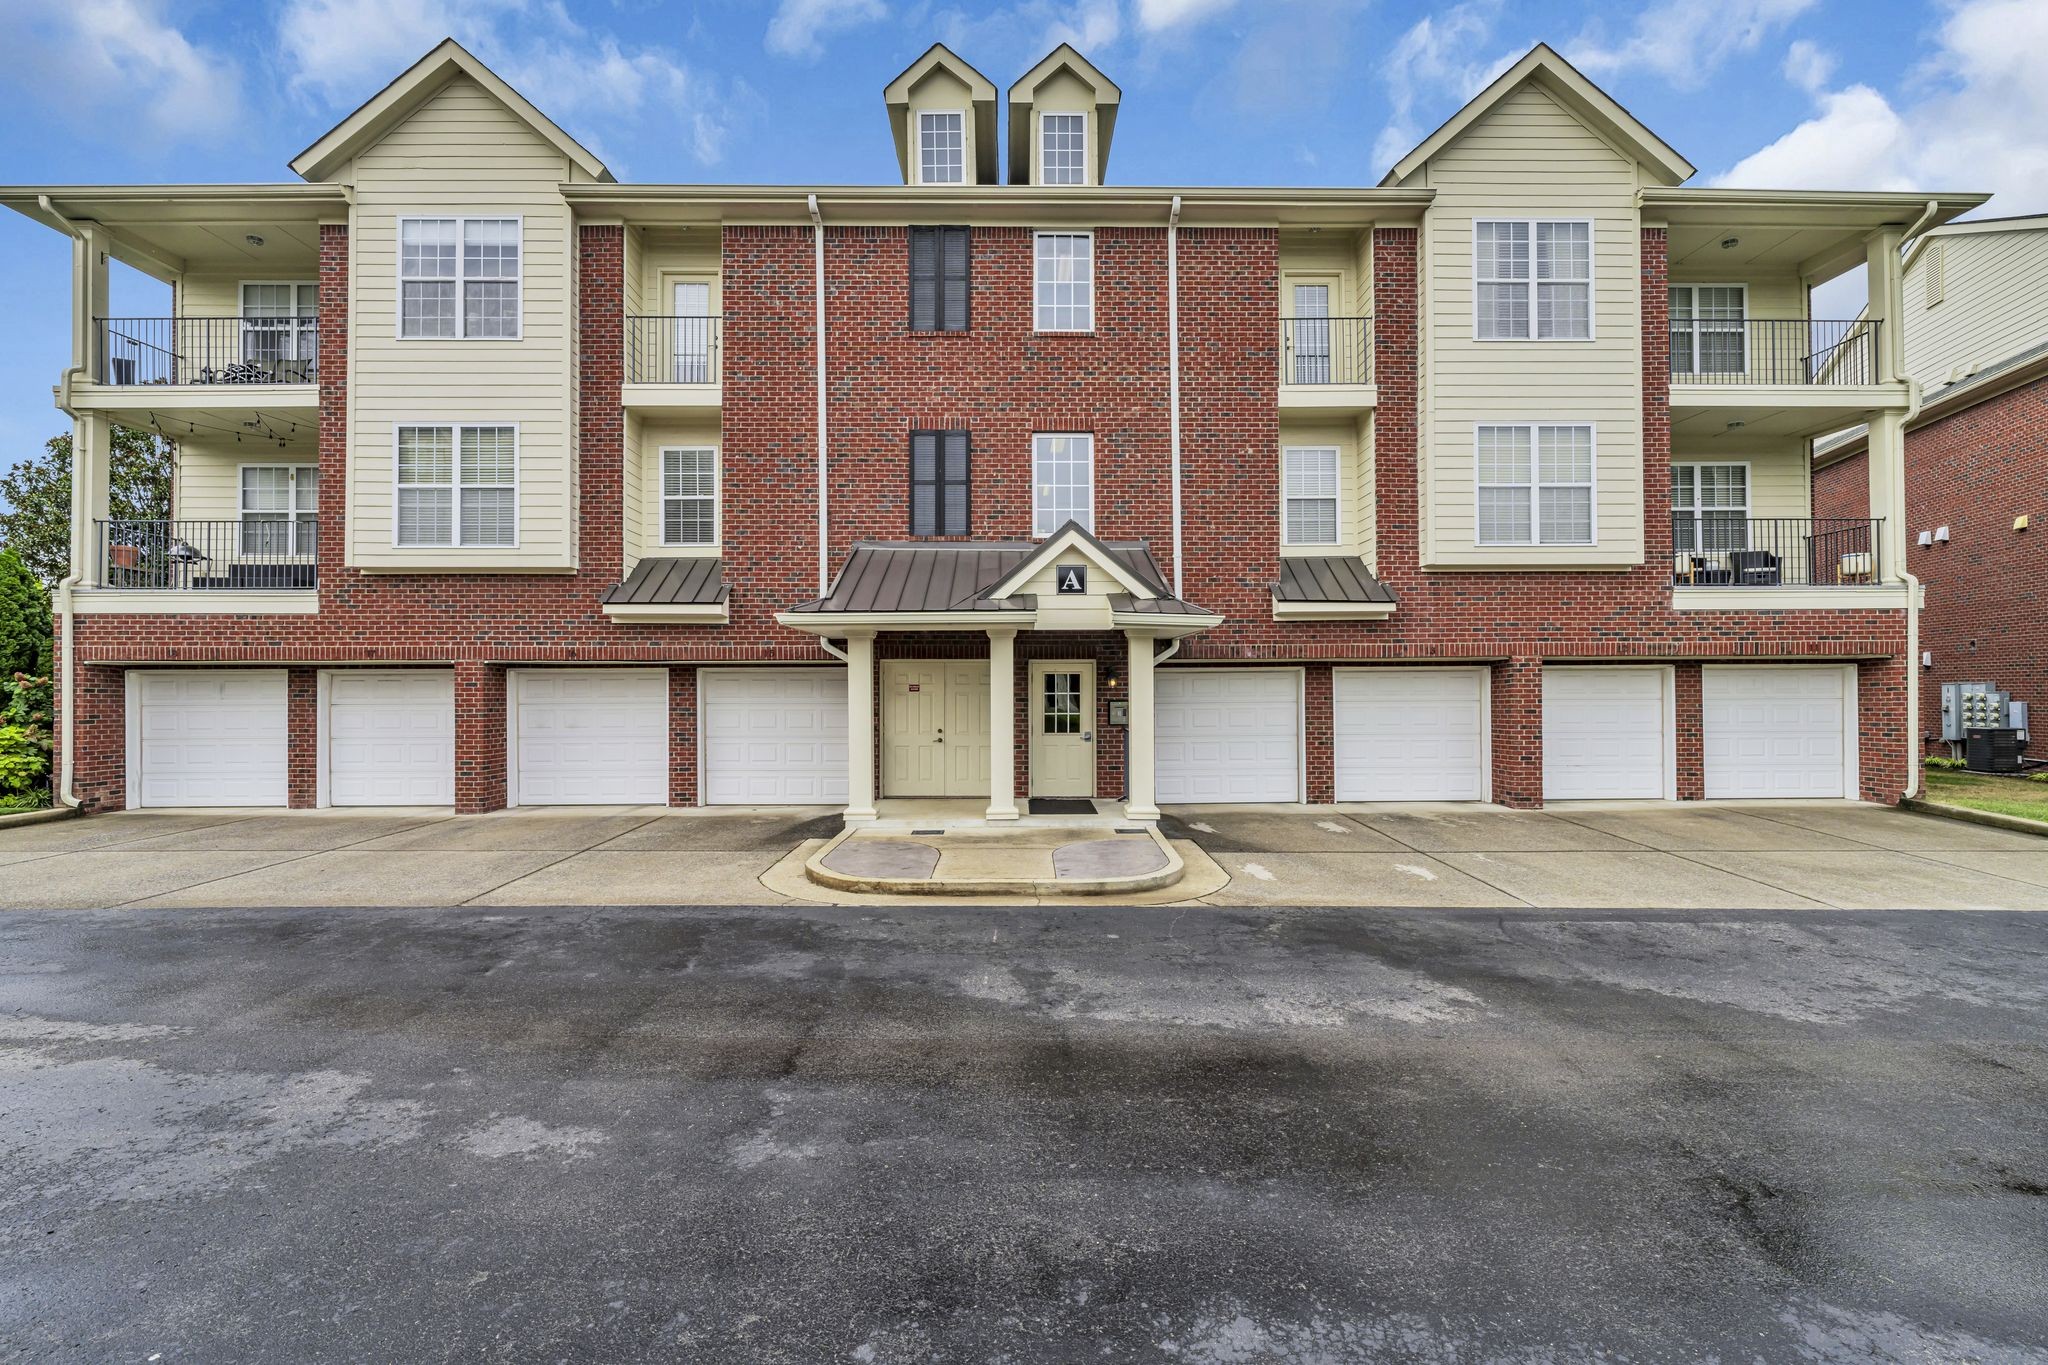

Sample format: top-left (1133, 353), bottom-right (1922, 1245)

top-left (56, 220), bottom-right (1914, 812)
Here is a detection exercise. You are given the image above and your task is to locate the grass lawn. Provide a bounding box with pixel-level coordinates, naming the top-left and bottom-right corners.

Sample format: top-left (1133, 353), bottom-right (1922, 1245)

top-left (1922, 766), bottom-right (2048, 822)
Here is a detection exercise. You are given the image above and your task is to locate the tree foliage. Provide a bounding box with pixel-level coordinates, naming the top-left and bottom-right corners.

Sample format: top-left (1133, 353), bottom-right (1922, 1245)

top-left (0, 426), bottom-right (173, 586)
top-left (0, 548), bottom-right (48, 679)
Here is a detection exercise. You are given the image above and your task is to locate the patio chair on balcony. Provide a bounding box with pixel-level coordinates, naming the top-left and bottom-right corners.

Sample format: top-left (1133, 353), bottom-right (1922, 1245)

top-left (1727, 549), bottom-right (1782, 586)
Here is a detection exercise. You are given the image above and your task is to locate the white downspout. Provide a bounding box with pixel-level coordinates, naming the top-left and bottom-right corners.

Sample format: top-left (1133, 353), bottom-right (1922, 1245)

top-left (1894, 200), bottom-right (1939, 801)
top-left (809, 193), bottom-right (829, 597)
top-left (40, 195), bottom-right (87, 811)
top-left (1167, 195), bottom-right (1184, 599)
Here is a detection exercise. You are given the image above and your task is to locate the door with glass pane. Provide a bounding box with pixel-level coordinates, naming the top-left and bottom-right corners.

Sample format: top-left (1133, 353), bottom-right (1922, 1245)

top-left (1028, 661), bottom-right (1095, 797)
top-left (241, 283), bottom-right (318, 380)
top-left (672, 280), bottom-right (712, 383)
top-left (1671, 463), bottom-right (1749, 565)
top-left (1669, 285), bottom-right (1746, 378)
top-left (1287, 281), bottom-right (1334, 384)
top-left (240, 465), bottom-right (319, 557)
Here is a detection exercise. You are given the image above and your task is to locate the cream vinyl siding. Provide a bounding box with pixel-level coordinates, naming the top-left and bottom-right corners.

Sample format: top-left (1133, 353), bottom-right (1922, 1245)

top-left (1667, 274), bottom-right (1805, 384)
top-left (345, 76), bottom-right (576, 571)
top-left (1902, 227), bottom-right (2048, 389)
top-left (1026, 68), bottom-right (1096, 187)
top-left (629, 415), bottom-right (721, 560)
top-left (638, 230), bottom-right (720, 317)
top-left (1672, 447), bottom-right (1811, 524)
top-left (1402, 81), bottom-right (1645, 568)
top-left (1279, 419), bottom-right (1369, 560)
top-left (169, 442), bottom-right (241, 523)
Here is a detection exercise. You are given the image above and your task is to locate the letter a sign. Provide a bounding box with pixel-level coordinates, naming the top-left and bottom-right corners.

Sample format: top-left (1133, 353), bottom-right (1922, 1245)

top-left (1056, 565), bottom-right (1088, 595)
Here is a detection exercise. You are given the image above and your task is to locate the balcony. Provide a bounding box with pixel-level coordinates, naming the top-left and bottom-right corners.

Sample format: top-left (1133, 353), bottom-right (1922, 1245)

top-left (97, 317), bottom-right (319, 386)
top-left (1278, 315), bottom-right (1375, 414)
top-left (95, 519), bottom-right (317, 591)
top-left (622, 314), bottom-right (722, 413)
top-left (1668, 318), bottom-right (1903, 445)
top-left (1671, 515), bottom-right (1901, 608)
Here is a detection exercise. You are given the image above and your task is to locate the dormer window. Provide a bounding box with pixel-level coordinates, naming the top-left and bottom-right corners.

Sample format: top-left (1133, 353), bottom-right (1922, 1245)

top-left (1042, 114), bottom-right (1086, 185)
top-left (918, 112), bottom-right (964, 184)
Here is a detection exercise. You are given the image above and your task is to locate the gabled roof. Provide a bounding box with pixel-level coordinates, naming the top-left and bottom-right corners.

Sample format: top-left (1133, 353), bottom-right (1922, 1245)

top-left (883, 43), bottom-right (1000, 184)
top-left (1380, 43), bottom-right (1693, 188)
top-left (788, 529), bottom-right (1205, 616)
top-left (289, 38), bottom-right (613, 184)
top-left (984, 521), bottom-right (1161, 601)
top-left (1008, 43), bottom-right (1120, 185)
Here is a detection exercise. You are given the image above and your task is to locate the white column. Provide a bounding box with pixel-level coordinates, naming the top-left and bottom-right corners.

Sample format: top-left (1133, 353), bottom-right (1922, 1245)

top-left (1123, 630), bottom-right (1159, 823)
top-left (843, 631), bottom-right (877, 821)
top-left (73, 411), bottom-right (110, 588)
top-left (987, 628), bottom-right (1019, 821)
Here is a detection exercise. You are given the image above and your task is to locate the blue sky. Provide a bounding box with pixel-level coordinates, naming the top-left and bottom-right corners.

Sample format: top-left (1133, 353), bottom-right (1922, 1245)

top-left (1, 0), bottom-right (2044, 470)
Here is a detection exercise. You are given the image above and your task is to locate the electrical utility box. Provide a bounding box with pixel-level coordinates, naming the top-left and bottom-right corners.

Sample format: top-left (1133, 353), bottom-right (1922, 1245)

top-left (1942, 681), bottom-right (2011, 742)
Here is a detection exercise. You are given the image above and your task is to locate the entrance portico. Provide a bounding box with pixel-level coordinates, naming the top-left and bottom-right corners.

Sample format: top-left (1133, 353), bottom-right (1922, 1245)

top-left (777, 524), bottom-right (1217, 825)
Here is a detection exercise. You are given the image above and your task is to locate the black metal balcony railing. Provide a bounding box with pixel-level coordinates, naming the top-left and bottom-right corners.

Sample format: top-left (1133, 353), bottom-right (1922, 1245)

top-left (96, 317), bottom-right (319, 386)
top-left (1668, 318), bottom-right (1878, 386)
top-left (625, 315), bottom-right (722, 385)
top-left (1279, 316), bottom-right (1372, 385)
top-left (1671, 516), bottom-right (1882, 588)
top-left (96, 519), bottom-right (317, 591)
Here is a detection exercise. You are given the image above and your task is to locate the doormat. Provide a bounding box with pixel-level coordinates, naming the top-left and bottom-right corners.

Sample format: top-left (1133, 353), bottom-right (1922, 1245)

top-left (1029, 798), bottom-right (1098, 815)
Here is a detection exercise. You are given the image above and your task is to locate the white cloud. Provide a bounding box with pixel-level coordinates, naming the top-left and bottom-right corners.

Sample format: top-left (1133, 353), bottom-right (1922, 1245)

top-left (275, 0), bottom-right (753, 167)
top-left (1781, 38), bottom-right (1834, 96)
top-left (1718, 0), bottom-right (2048, 213)
top-left (1371, 1), bottom-right (1518, 173)
top-left (0, 0), bottom-right (245, 147)
top-left (1567, 0), bottom-right (1814, 88)
top-left (1051, 0), bottom-right (1121, 49)
top-left (765, 0), bottom-right (887, 61)
top-left (1135, 0), bottom-right (1237, 30)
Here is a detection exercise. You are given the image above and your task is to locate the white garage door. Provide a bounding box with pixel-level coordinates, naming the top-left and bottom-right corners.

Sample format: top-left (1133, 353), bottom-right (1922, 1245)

top-left (701, 669), bottom-right (848, 805)
top-left (1543, 667), bottom-right (1670, 800)
top-left (1704, 665), bottom-right (1854, 798)
top-left (513, 669), bottom-right (669, 806)
top-left (1156, 669), bottom-right (1301, 803)
top-left (327, 671), bottom-right (454, 806)
top-left (1333, 668), bottom-right (1487, 801)
top-left (130, 670), bottom-right (288, 808)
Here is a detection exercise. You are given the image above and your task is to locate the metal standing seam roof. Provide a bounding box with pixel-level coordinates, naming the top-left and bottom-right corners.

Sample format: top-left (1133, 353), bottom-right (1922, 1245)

top-left (601, 556), bottom-right (728, 606)
top-left (1272, 556), bottom-right (1397, 604)
top-left (790, 537), bottom-right (1204, 614)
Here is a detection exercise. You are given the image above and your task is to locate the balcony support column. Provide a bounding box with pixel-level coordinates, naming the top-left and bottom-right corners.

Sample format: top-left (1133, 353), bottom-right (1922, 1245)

top-left (1867, 408), bottom-right (1909, 584)
top-left (71, 412), bottom-right (111, 588)
top-left (1865, 227), bottom-right (1906, 385)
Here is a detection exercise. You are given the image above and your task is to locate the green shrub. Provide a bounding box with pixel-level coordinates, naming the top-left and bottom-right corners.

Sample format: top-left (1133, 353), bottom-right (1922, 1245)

top-left (0, 672), bottom-right (52, 800)
top-left (1923, 755), bottom-right (1967, 770)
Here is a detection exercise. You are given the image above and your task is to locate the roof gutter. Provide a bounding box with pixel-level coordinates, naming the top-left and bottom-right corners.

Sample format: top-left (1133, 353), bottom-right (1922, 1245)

top-left (1167, 193), bottom-right (1184, 599)
top-left (809, 193), bottom-right (829, 597)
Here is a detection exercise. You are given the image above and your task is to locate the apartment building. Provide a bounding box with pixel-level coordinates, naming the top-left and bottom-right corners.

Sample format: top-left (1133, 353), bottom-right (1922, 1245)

top-left (1815, 216), bottom-right (2048, 749)
top-left (2, 40), bottom-right (1983, 819)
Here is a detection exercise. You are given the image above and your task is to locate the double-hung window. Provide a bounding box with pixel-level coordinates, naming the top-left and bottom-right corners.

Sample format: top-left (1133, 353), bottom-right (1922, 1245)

top-left (662, 447), bottom-right (717, 546)
top-left (1475, 220), bottom-right (1591, 340)
top-left (1668, 285), bottom-right (1747, 376)
top-left (239, 465), bottom-right (318, 556)
top-left (1282, 447), bottom-right (1340, 545)
top-left (395, 424), bottom-right (517, 547)
top-left (918, 112), bottom-right (964, 184)
top-left (1034, 231), bottom-right (1093, 331)
top-left (909, 429), bottom-right (971, 536)
top-left (399, 216), bottom-right (520, 338)
top-left (1041, 113), bottom-right (1086, 185)
top-left (909, 226), bottom-right (971, 333)
top-left (1476, 424), bottom-right (1595, 546)
top-left (1032, 433), bottom-right (1093, 535)
top-left (1671, 463), bottom-right (1749, 553)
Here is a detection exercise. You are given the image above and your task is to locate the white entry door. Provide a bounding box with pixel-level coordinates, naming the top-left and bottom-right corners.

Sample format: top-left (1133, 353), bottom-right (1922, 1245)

top-left (1332, 667), bottom-right (1487, 801)
top-left (326, 671), bottom-right (455, 806)
top-left (1155, 668), bottom-right (1300, 803)
top-left (1029, 661), bottom-right (1097, 798)
top-left (882, 660), bottom-right (990, 797)
top-left (700, 668), bottom-right (848, 805)
top-left (1543, 666), bottom-right (1671, 800)
top-left (128, 670), bottom-right (289, 808)
top-left (1703, 665), bottom-right (1855, 798)
top-left (512, 669), bottom-right (669, 806)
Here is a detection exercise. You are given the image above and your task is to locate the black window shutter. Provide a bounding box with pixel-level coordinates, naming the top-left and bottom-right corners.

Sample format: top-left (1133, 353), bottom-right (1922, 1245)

top-left (910, 428), bottom-right (970, 535)
top-left (940, 227), bottom-right (970, 332)
top-left (910, 429), bottom-right (939, 533)
top-left (909, 228), bottom-right (939, 332)
top-left (941, 429), bottom-right (970, 532)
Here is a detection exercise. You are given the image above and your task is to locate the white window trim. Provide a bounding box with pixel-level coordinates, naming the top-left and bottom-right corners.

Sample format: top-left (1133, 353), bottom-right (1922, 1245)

top-left (389, 421), bottom-right (522, 549)
top-left (1671, 459), bottom-right (1752, 553)
top-left (237, 462), bottom-right (320, 556)
top-left (1471, 218), bottom-right (1596, 342)
top-left (1667, 283), bottom-right (1749, 376)
top-left (238, 281), bottom-right (319, 362)
top-left (659, 445), bottom-right (720, 547)
top-left (1032, 432), bottom-right (1095, 537)
top-left (916, 110), bottom-right (967, 186)
top-left (1281, 445), bottom-right (1342, 546)
top-left (1034, 230), bottom-right (1095, 333)
top-left (1040, 111), bottom-right (1088, 186)
top-left (1472, 422), bottom-right (1599, 547)
top-left (395, 214), bottom-right (524, 341)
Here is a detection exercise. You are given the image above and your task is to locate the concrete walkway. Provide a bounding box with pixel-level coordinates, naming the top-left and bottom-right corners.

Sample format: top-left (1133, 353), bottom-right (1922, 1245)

top-left (0, 801), bottom-right (2043, 909)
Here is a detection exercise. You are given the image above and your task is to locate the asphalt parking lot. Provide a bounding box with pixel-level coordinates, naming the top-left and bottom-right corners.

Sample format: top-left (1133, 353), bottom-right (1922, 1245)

top-left (3, 800), bottom-right (2048, 909)
top-left (2, 900), bottom-right (2044, 1361)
